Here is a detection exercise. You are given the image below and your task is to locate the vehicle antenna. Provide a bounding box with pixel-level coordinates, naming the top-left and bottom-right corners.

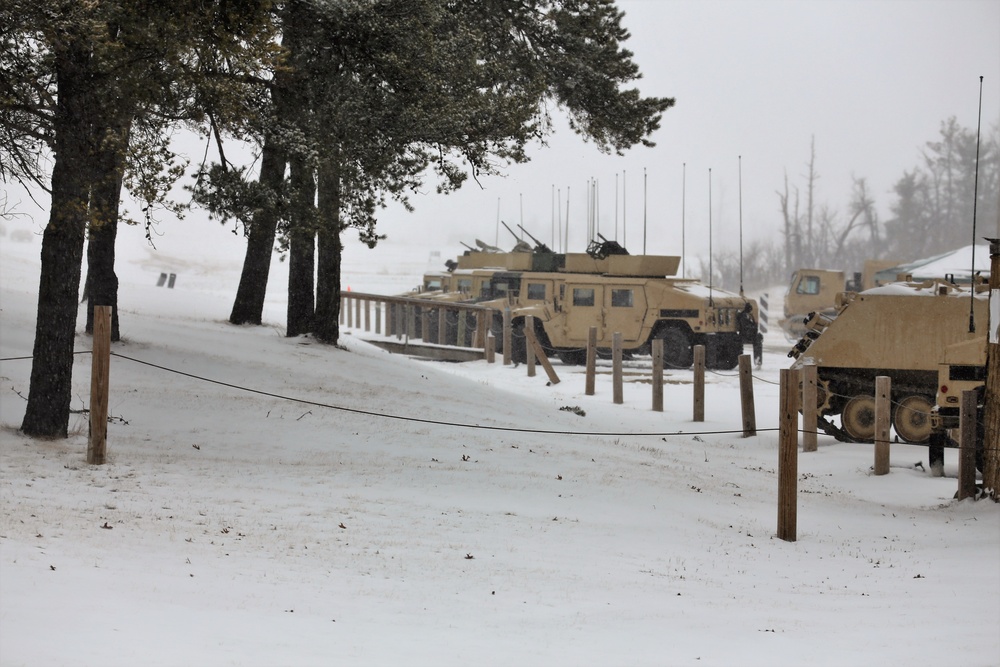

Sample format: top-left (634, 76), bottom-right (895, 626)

top-left (622, 169), bottom-right (627, 250)
top-left (969, 75), bottom-right (984, 334)
top-left (708, 167), bottom-right (714, 307)
top-left (643, 167), bottom-right (648, 255)
top-left (557, 188), bottom-right (563, 252)
top-left (565, 186), bottom-right (571, 252)
top-left (682, 162), bottom-right (687, 278)
top-left (596, 178), bottom-right (601, 242)
top-left (551, 184), bottom-right (555, 248)
top-left (739, 155), bottom-right (744, 297)
top-left (495, 197), bottom-right (500, 247)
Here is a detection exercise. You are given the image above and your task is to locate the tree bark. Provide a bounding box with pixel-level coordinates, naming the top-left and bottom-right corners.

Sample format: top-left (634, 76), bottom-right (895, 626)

top-left (314, 158), bottom-right (341, 344)
top-left (285, 156), bottom-right (316, 337)
top-left (229, 137), bottom-right (286, 325)
top-left (84, 117), bottom-right (131, 341)
top-left (21, 39), bottom-right (95, 438)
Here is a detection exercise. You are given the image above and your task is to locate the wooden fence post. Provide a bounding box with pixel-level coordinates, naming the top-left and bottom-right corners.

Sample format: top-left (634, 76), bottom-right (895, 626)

top-left (355, 295), bottom-right (361, 329)
top-left (527, 333), bottom-right (560, 385)
top-left (777, 368), bottom-right (799, 542)
top-left (364, 298), bottom-right (371, 332)
top-left (693, 344), bottom-right (705, 422)
top-left (957, 389), bottom-right (978, 500)
top-left (502, 307), bottom-right (512, 366)
top-left (395, 304), bottom-right (403, 340)
top-left (738, 354), bottom-right (756, 437)
top-left (374, 301), bottom-right (381, 334)
top-left (347, 296), bottom-right (353, 328)
top-left (88, 305), bottom-right (112, 465)
top-left (651, 338), bottom-right (664, 412)
top-left (801, 362), bottom-right (818, 452)
top-left (457, 310), bottom-right (467, 347)
top-left (474, 311), bottom-right (486, 349)
top-left (340, 296), bottom-right (346, 325)
top-left (874, 376), bottom-right (891, 475)
top-left (585, 326), bottom-right (597, 396)
top-left (486, 332), bottom-right (495, 364)
top-left (421, 308), bottom-right (430, 342)
top-left (525, 315), bottom-right (536, 377)
top-left (612, 332), bottom-right (623, 405)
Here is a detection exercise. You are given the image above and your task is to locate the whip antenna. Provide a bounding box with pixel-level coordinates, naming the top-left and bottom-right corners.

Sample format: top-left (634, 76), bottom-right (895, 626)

top-left (969, 75), bottom-right (984, 334)
top-left (708, 168), bottom-right (714, 306)
top-left (682, 163), bottom-right (687, 278)
top-left (643, 167), bottom-right (648, 255)
top-left (739, 155), bottom-right (744, 297)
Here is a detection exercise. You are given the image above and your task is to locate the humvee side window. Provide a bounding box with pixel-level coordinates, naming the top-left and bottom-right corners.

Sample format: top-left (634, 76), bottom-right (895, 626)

top-left (527, 283), bottom-right (546, 300)
top-left (573, 288), bottom-right (596, 307)
top-left (796, 276), bottom-right (821, 295)
top-left (611, 289), bottom-right (633, 307)
top-left (457, 278), bottom-right (472, 293)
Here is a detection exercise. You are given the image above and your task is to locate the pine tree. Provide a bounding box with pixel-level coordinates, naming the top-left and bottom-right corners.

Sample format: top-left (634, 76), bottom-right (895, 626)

top-left (210, 0), bottom-right (674, 343)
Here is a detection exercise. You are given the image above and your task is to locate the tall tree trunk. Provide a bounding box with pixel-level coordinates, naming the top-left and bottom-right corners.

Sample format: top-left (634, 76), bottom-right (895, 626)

top-left (21, 40), bottom-right (95, 438)
top-left (285, 157), bottom-right (316, 337)
top-left (229, 137), bottom-right (286, 325)
top-left (314, 158), bottom-right (341, 344)
top-left (230, 8), bottom-right (300, 327)
top-left (84, 117), bottom-right (130, 341)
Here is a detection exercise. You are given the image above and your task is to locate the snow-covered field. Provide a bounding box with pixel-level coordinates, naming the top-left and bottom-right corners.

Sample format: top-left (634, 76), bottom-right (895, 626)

top-left (1, 224), bottom-right (998, 667)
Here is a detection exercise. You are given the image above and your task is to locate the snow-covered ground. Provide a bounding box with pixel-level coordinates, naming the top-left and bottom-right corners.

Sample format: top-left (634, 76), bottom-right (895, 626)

top-left (1, 225), bottom-right (998, 667)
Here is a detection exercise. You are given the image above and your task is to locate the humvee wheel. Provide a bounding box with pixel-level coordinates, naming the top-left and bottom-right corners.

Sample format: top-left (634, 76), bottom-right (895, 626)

top-left (557, 350), bottom-right (587, 365)
top-left (510, 320), bottom-right (527, 364)
top-left (893, 394), bottom-right (933, 444)
top-left (841, 395), bottom-right (876, 442)
top-left (657, 328), bottom-right (693, 369)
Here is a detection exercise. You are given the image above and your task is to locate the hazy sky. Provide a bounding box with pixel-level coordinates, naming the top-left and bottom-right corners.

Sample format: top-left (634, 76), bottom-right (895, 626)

top-left (4, 0), bottom-right (998, 271)
top-left (371, 0), bottom-right (1000, 263)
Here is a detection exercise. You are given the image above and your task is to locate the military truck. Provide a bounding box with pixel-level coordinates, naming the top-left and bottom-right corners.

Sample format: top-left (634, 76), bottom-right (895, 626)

top-left (788, 279), bottom-right (989, 443)
top-left (779, 260), bottom-right (899, 339)
top-left (928, 336), bottom-right (987, 471)
top-left (476, 249), bottom-right (758, 370)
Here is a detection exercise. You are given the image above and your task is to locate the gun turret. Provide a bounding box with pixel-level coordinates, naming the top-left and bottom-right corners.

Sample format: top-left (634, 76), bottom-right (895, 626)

top-left (587, 234), bottom-right (630, 259)
top-left (517, 224), bottom-right (553, 254)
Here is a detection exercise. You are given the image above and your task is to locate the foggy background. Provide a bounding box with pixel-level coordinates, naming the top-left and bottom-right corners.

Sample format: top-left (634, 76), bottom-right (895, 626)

top-left (3, 0), bottom-right (999, 283)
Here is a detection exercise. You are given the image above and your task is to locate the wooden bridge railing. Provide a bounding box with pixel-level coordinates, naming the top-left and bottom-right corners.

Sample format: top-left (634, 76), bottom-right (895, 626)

top-left (340, 291), bottom-right (495, 353)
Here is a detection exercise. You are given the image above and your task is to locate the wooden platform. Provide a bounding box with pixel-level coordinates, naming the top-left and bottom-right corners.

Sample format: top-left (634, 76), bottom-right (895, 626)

top-left (363, 338), bottom-right (485, 362)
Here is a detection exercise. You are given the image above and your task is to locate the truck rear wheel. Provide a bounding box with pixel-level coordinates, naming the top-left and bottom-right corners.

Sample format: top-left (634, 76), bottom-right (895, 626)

top-left (893, 394), bottom-right (933, 444)
top-left (841, 395), bottom-right (876, 442)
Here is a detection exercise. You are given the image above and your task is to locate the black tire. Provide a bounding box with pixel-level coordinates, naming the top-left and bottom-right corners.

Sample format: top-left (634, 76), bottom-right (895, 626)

top-left (511, 319), bottom-right (527, 364)
top-left (657, 327), bottom-right (693, 369)
top-left (557, 349), bottom-right (587, 365)
top-left (706, 337), bottom-right (740, 370)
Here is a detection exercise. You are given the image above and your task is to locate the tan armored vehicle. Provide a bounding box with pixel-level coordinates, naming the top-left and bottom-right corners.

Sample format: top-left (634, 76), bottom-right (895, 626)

top-left (477, 248), bottom-right (759, 370)
top-left (788, 279), bottom-right (989, 443)
top-left (779, 260), bottom-right (899, 339)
